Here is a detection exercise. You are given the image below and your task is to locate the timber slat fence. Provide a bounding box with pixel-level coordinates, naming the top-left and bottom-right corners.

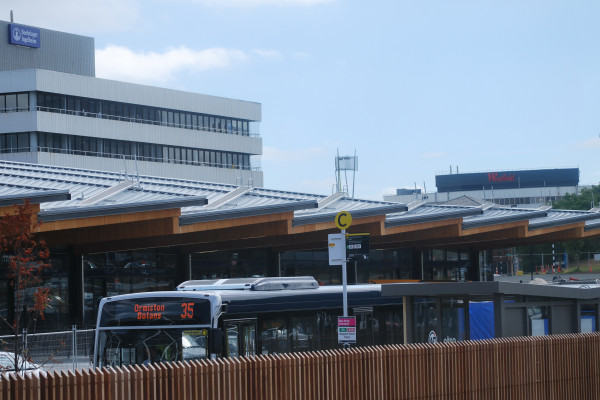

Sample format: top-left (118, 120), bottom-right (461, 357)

top-left (1, 333), bottom-right (599, 400)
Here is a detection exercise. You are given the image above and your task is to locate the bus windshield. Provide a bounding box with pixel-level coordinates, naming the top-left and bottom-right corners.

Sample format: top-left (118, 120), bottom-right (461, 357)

top-left (94, 294), bottom-right (218, 368)
top-left (96, 328), bottom-right (209, 368)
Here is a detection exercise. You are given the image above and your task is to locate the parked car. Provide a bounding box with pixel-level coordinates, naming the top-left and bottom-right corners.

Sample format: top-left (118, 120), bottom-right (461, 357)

top-left (0, 351), bottom-right (44, 377)
top-left (182, 334), bottom-right (207, 360)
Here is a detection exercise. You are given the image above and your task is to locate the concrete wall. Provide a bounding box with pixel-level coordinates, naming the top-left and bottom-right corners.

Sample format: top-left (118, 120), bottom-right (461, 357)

top-left (0, 20), bottom-right (94, 76)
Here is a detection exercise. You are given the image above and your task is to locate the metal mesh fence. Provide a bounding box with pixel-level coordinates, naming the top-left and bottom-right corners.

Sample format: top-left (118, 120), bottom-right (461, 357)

top-left (0, 327), bottom-right (94, 371)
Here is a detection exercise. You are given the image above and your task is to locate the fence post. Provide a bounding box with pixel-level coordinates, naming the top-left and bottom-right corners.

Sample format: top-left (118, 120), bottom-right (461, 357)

top-left (72, 325), bottom-right (77, 371)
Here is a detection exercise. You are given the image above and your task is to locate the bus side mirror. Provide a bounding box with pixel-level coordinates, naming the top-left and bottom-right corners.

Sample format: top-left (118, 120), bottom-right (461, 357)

top-left (209, 328), bottom-right (223, 355)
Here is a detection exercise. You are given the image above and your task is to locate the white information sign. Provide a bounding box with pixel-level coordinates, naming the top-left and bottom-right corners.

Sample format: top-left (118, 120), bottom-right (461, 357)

top-left (328, 233), bottom-right (346, 265)
top-left (338, 316), bottom-right (356, 343)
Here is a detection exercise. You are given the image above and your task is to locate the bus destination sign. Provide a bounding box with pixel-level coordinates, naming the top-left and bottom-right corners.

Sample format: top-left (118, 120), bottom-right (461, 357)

top-left (134, 301), bottom-right (195, 320)
top-left (100, 297), bottom-right (211, 326)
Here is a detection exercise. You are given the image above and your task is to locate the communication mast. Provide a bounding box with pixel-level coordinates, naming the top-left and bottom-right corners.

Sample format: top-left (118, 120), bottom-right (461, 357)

top-left (335, 150), bottom-right (358, 198)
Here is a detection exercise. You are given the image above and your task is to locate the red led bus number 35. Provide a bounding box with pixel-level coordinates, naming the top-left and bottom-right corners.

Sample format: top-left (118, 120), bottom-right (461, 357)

top-left (180, 302), bottom-right (194, 319)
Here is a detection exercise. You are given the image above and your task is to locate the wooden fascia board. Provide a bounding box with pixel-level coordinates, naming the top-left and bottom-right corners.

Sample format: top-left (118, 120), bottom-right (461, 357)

top-left (179, 211), bottom-right (294, 234)
top-left (460, 220), bottom-right (528, 237)
top-left (377, 222), bottom-right (462, 246)
top-left (583, 228), bottom-right (600, 238)
top-left (0, 203), bottom-right (41, 217)
top-left (526, 222), bottom-right (585, 239)
top-left (43, 216), bottom-right (180, 247)
top-left (525, 224), bottom-right (585, 242)
top-left (384, 217), bottom-right (462, 236)
top-left (290, 215), bottom-right (385, 235)
top-left (0, 204), bottom-right (42, 234)
top-left (38, 208), bottom-right (181, 232)
top-left (448, 226), bottom-right (527, 248)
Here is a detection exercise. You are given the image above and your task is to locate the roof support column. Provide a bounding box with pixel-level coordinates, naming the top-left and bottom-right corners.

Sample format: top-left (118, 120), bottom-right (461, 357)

top-left (493, 292), bottom-right (505, 338)
top-left (403, 296), bottom-right (413, 344)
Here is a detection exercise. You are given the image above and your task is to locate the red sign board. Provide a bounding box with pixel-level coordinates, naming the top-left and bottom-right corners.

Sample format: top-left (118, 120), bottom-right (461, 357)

top-left (338, 316), bottom-right (356, 343)
top-left (338, 317), bottom-right (356, 327)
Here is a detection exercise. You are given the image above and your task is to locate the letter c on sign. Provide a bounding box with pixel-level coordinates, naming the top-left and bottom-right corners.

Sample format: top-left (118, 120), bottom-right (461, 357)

top-left (335, 211), bottom-right (352, 230)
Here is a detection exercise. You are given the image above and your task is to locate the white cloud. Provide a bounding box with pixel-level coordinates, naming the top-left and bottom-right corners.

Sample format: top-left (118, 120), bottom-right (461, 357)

top-left (4, 0), bottom-right (143, 34)
top-left (576, 137), bottom-right (600, 150)
top-left (290, 51), bottom-right (311, 60)
top-left (96, 45), bottom-right (248, 85)
top-left (262, 146), bottom-right (327, 163)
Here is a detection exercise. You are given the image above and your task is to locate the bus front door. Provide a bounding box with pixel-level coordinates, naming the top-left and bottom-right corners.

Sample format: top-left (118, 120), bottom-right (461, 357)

top-left (354, 307), bottom-right (374, 347)
top-left (224, 319), bottom-right (257, 357)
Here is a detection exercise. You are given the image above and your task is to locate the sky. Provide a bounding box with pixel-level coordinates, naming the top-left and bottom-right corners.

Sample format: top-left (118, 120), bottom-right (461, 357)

top-left (3, 0), bottom-right (600, 200)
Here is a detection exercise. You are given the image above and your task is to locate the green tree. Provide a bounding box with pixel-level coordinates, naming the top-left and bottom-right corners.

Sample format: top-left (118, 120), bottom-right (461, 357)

top-left (553, 185), bottom-right (600, 211)
top-left (551, 185), bottom-right (600, 267)
top-left (0, 200), bottom-right (51, 373)
top-left (517, 186), bottom-right (600, 270)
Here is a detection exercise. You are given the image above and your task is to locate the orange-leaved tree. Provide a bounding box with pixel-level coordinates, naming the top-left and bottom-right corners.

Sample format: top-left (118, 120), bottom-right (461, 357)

top-left (0, 200), bottom-right (51, 372)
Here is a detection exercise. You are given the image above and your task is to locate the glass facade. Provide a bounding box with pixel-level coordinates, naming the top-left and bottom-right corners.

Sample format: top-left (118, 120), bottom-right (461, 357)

top-left (280, 248), bottom-right (415, 285)
top-left (0, 132), bottom-right (252, 170)
top-left (83, 248), bottom-right (181, 326)
top-left (0, 238), bottom-right (596, 341)
top-left (413, 297), bottom-right (467, 343)
top-left (36, 92), bottom-right (257, 136)
top-left (0, 250), bottom-right (71, 334)
top-left (191, 249), bottom-right (270, 280)
top-left (423, 249), bottom-right (470, 281)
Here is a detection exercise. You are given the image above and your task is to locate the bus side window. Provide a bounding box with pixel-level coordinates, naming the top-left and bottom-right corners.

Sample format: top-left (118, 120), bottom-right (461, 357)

top-left (226, 324), bottom-right (239, 357)
top-left (225, 319), bottom-right (256, 357)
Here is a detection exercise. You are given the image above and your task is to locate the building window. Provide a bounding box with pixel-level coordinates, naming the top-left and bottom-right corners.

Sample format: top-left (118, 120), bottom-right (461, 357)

top-left (8, 131), bottom-right (254, 171)
top-left (0, 93), bottom-right (29, 112)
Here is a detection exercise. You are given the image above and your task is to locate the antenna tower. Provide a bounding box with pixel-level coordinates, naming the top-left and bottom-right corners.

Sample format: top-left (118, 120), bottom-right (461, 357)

top-left (335, 150), bottom-right (358, 198)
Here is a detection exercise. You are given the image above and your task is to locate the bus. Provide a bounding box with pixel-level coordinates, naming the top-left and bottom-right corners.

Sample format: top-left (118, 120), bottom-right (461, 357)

top-left (93, 277), bottom-right (404, 368)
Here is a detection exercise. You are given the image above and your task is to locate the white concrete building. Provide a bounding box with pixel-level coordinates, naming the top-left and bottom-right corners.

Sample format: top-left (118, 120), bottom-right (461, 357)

top-left (0, 20), bottom-right (263, 186)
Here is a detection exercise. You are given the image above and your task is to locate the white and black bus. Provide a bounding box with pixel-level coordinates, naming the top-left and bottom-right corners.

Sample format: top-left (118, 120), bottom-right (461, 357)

top-left (93, 277), bottom-right (404, 368)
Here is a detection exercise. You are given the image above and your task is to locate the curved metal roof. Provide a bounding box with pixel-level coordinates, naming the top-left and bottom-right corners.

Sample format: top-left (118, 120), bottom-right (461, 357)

top-left (463, 207), bottom-right (547, 229)
top-left (385, 204), bottom-right (483, 227)
top-left (1, 160), bottom-right (600, 242)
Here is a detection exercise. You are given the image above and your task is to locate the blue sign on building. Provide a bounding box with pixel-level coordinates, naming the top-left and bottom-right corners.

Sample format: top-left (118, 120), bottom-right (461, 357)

top-left (8, 23), bottom-right (40, 48)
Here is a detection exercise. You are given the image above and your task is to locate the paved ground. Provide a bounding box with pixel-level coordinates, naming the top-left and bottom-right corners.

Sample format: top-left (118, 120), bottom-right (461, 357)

top-left (42, 356), bottom-right (92, 372)
top-left (494, 272), bottom-right (600, 284)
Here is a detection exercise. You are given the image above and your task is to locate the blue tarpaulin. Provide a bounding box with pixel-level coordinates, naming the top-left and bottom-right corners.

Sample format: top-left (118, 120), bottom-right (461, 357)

top-left (469, 301), bottom-right (494, 340)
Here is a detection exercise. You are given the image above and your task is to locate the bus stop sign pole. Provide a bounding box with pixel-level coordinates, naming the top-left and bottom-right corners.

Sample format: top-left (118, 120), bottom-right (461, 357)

top-left (335, 212), bottom-right (352, 318)
top-left (329, 211), bottom-right (355, 348)
top-left (341, 227), bottom-right (348, 317)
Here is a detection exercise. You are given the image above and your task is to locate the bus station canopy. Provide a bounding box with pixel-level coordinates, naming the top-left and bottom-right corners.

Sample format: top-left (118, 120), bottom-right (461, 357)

top-left (0, 160), bottom-right (599, 254)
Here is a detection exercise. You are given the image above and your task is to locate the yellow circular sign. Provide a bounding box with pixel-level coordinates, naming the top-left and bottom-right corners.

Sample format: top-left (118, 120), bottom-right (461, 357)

top-left (335, 211), bottom-right (352, 230)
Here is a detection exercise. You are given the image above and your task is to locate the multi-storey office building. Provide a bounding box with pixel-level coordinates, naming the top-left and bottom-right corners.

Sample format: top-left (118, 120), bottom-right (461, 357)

top-left (0, 20), bottom-right (263, 186)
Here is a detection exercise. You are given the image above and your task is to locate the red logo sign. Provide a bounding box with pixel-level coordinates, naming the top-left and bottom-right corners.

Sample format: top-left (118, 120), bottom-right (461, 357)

top-left (488, 172), bottom-right (515, 183)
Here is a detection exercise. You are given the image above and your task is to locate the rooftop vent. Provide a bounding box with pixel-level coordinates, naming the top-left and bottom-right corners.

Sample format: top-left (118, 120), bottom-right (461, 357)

top-left (177, 276), bottom-right (319, 291)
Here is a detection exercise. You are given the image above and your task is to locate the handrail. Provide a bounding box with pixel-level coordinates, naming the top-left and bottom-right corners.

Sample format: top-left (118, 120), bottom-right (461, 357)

top-left (33, 106), bottom-right (261, 137)
top-left (35, 146), bottom-right (259, 171)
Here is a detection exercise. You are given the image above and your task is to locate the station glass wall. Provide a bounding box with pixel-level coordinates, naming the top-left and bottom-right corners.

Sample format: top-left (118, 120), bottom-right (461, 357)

top-left (0, 250), bottom-right (70, 334)
top-left (191, 249), bottom-right (270, 280)
top-left (83, 248), bottom-right (180, 326)
top-left (423, 249), bottom-right (471, 281)
top-left (413, 297), bottom-right (467, 343)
